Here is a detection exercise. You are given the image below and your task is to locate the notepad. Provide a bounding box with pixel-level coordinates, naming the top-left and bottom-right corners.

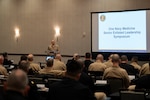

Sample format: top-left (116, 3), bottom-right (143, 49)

top-left (95, 80), bottom-right (107, 84)
top-left (36, 84), bottom-right (45, 88)
top-left (128, 75), bottom-right (135, 81)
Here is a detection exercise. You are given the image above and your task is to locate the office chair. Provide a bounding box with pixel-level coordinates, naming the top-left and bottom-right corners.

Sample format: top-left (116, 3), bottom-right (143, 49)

top-left (88, 71), bottom-right (103, 81)
top-left (120, 90), bottom-right (146, 100)
top-left (106, 78), bottom-right (123, 94)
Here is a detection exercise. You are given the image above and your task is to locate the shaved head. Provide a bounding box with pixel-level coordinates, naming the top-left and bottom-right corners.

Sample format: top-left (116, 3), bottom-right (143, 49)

top-left (112, 54), bottom-right (120, 63)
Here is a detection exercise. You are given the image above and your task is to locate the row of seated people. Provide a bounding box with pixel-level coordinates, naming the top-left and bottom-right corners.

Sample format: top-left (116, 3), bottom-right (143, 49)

top-left (84, 53), bottom-right (150, 79)
top-left (0, 52), bottom-right (146, 77)
top-left (1, 52), bottom-right (150, 98)
top-left (0, 52), bottom-right (66, 75)
top-left (53, 52), bottom-right (150, 95)
top-left (83, 53), bottom-right (140, 76)
top-left (66, 53), bottom-right (150, 96)
top-left (0, 54), bottom-right (107, 100)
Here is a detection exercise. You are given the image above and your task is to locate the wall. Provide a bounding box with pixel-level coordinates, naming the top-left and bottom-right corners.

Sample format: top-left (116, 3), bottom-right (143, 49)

top-left (0, 0), bottom-right (150, 63)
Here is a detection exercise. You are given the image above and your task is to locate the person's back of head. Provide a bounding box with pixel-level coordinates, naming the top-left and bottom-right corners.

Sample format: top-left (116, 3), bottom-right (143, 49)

top-left (108, 54), bottom-right (114, 60)
top-left (2, 52), bottom-right (8, 59)
top-left (0, 55), bottom-right (4, 65)
top-left (46, 59), bottom-right (54, 67)
top-left (120, 55), bottom-right (128, 62)
top-left (77, 59), bottom-right (84, 70)
top-left (55, 53), bottom-right (62, 61)
top-left (66, 60), bottom-right (82, 80)
top-left (18, 55), bottom-right (28, 65)
top-left (19, 60), bottom-right (30, 73)
top-left (20, 55), bottom-right (27, 61)
top-left (85, 52), bottom-right (91, 59)
top-left (7, 69), bottom-right (28, 92)
top-left (112, 54), bottom-right (120, 63)
top-left (27, 54), bottom-right (34, 61)
top-left (73, 53), bottom-right (80, 60)
top-left (131, 56), bottom-right (138, 63)
top-left (96, 54), bottom-right (104, 62)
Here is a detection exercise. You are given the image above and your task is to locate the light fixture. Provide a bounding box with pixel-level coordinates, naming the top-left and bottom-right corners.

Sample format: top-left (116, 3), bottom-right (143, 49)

top-left (54, 26), bottom-right (60, 42)
top-left (15, 28), bottom-right (20, 42)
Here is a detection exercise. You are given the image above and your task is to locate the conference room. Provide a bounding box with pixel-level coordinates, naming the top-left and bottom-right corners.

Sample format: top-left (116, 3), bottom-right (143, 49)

top-left (1, 0), bottom-right (150, 100)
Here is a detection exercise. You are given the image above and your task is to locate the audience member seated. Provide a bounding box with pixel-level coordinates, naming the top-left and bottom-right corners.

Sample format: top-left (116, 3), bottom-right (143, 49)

top-left (18, 60), bottom-right (29, 72)
top-left (83, 52), bottom-right (94, 73)
top-left (18, 55), bottom-right (28, 66)
top-left (66, 53), bottom-right (80, 66)
top-left (103, 54), bottom-right (130, 89)
top-left (135, 74), bottom-right (150, 90)
top-left (46, 60), bottom-right (97, 100)
top-left (78, 59), bottom-right (106, 100)
top-left (0, 55), bottom-right (8, 76)
top-left (3, 69), bottom-right (29, 100)
top-left (139, 61), bottom-right (150, 76)
top-left (52, 53), bottom-right (66, 71)
top-left (2, 52), bottom-right (13, 66)
top-left (104, 54), bottom-right (113, 68)
top-left (15, 62), bottom-right (41, 100)
top-left (18, 60), bottom-right (34, 75)
top-left (130, 56), bottom-right (141, 72)
top-left (119, 55), bottom-right (138, 75)
top-left (39, 59), bottom-right (65, 77)
top-left (27, 54), bottom-right (41, 74)
top-left (128, 73), bottom-right (150, 92)
top-left (88, 54), bottom-right (106, 72)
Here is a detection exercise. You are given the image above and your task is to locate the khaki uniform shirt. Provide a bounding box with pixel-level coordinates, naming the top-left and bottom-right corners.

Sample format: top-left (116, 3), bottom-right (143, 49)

top-left (104, 60), bottom-right (113, 68)
top-left (29, 62), bottom-right (41, 72)
top-left (0, 65), bottom-right (8, 76)
top-left (130, 62), bottom-right (141, 71)
top-left (103, 66), bottom-right (130, 88)
top-left (88, 61), bottom-right (106, 72)
top-left (139, 63), bottom-right (150, 76)
top-left (52, 59), bottom-right (66, 71)
top-left (48, 44), bottom-right (59, 53)
top-left (39, 67), bottom-right (65, 77)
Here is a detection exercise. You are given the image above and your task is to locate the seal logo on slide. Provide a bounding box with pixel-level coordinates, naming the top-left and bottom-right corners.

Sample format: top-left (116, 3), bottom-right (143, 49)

top-left (100, 15), bottom-right (106, 21)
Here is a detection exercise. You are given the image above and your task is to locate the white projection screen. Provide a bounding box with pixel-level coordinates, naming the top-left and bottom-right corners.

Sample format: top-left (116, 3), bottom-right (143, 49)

top-left (91, 9), bottom-right (150, 60)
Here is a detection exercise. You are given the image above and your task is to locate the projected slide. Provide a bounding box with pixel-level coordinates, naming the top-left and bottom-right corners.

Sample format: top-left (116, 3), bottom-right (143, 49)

top-left (98, 11), bottom-right (146, 52)
top-left (91, 9), bottom-right (150, 53)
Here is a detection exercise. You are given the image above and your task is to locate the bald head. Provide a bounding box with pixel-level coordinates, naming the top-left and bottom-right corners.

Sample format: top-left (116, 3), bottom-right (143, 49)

top-left (112, 54), bottom-right (120, 63)
top-left (51, 40), bottom-right (55, 45)
top-left (7, 69), bottom-right (28, 91)
top-left (96, 54), bottom-right (104, 62)
top-left (55, 53), bottom-right (62, 61)
top-left (27, 54), bottom-right (34, 61)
